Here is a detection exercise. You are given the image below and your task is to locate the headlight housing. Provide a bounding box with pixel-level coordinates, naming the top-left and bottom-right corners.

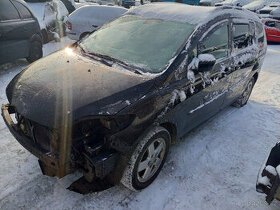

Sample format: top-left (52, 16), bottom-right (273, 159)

top-left (73, 115), bottom-right (135, 140)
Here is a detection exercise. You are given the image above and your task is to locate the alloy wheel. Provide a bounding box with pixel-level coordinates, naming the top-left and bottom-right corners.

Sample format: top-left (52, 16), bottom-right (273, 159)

top-left (137, 138), bottom-right (166, 183)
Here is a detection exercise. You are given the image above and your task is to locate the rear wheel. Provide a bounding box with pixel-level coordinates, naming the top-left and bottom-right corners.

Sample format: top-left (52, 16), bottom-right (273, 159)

top-left (121, 126), bottom-right (170, 191)
top-left (232, 77), bottom-right (255, 107)
top-left (26, 40), bottom-right (43, 63)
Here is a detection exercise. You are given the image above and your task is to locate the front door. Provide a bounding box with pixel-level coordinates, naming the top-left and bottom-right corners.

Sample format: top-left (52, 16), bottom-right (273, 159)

top-left (163, 20), bottom-right (232, 138)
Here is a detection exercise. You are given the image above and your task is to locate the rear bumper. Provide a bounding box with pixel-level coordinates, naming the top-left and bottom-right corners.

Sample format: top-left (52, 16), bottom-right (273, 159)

top-left (1, 104), bottom-right (63, 177)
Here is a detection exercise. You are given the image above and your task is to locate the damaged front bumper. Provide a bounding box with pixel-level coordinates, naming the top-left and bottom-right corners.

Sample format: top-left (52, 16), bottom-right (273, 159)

top-left (1, 104), bottom-right (120, 182)
top-left (1, 104), bottom-right (67, 177)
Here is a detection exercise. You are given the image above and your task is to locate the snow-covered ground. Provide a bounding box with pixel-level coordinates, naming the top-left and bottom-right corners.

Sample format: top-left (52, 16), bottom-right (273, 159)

top-left (0, 39), bottom-right (280, 209)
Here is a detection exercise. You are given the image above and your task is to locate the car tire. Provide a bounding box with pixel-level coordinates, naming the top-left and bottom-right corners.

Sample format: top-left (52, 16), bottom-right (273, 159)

top-left (26, 40), bottom-right (43, 63)
top-left (41, 29), bottom-right (49, 44)
top-left (232, 77), bottom-right (255, 108)
top-left (121, 126), bottom-right (170, 191)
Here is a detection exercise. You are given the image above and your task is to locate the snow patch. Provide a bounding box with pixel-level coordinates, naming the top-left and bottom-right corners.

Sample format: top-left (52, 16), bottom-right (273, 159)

top-left (257, 176), bottom-right (272, 187)
top-left (265, 165), bottom-right (277, 176)
top-left (127, 3), bottom-right (214, 25)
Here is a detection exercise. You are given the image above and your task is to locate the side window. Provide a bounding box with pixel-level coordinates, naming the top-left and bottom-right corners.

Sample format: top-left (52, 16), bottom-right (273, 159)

top-left (256, 22), bottom-right (265, 45)
top-left (278, 22), bottom-right (280, 31)
top-left (200, 23), bottom-right (229, 59)
top-left (12, 1), bottom-right (33, 19)
top-left (265, 21), bottom-right (276, 28)
top-left (232, 24), bottom-right (252, 51)
top-left (0, 0), bottom-right (20, 21)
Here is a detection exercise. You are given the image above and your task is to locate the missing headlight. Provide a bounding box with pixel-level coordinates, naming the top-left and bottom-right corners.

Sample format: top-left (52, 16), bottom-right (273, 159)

top-left (100, 115), bottom-right (135, 131)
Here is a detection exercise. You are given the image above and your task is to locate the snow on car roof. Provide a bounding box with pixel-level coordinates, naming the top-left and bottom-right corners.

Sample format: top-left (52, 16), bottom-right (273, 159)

top-left (127, 3), bottom-right (260, 25)
top-left (127, 3), bottom-right (214, 24)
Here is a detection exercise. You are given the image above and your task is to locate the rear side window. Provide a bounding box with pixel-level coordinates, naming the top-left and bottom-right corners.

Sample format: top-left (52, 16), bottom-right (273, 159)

top-left (13, 1), bottom-right (33, 19)
top-left (232, 24), bottom-right (252, 51)
top-left (265, 21), bottom-right (276, 28)
top-left (200, 23), bottom-right (229, 59)
top-left (0, 0), bottom-right (20, 21)
top-left (278, 22), bottom-right (280, 30)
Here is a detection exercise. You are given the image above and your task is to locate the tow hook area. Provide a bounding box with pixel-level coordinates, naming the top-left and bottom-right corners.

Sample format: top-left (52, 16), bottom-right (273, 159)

top-left (67, 176), bottom-right (114, 194)
top-left (67, 151), bottom-right (119, 194)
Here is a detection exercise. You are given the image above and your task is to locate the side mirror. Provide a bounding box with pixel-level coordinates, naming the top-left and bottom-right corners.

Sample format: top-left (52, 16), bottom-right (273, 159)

top-left (197, 54), bottom-right (216, 73)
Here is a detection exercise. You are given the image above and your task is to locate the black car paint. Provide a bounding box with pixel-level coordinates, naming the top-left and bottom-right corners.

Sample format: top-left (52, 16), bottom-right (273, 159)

top-left (2, 8), bottom-right (266, 184)
top-left (6, 50), bottom-right (156, 128)
top-left (0, 0), bottom-right (42, 64)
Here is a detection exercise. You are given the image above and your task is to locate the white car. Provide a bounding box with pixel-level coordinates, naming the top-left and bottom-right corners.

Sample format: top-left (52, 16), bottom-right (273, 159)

top-left (66, 5), bottom-right (127, 40)
top-left (271, 6), bottom-right (280, 18)
top-left (215, 0), bottom-right (255, 7)
top-left (259, 3), bottom-right (280, 18)
top-left (199, 0), bottom-right (224, 6)
top-left (243, 0), bottom-right (280, 12)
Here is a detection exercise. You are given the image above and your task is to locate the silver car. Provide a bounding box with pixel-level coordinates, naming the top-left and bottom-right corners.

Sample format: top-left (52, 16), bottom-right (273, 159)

top-left (66, 5), bottom-right (127, 40)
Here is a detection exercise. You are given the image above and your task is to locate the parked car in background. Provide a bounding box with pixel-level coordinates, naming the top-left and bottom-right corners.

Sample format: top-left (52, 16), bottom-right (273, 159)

top-left (262, 18), bottom-right (280, 42)
top-left (156, 0), bottom-right (201, 5)
top-left (27, 0), bottom-right (69, 43)
top-left (199, 0), bottom-right (224, 6)
top-left (0, 0), bottom-right (43, 64)
top-left (66, 5), bottom-right (127, 40)
top-left (259, 3), bottom-right (280, 18)
top-left (119, 0), bottom-right (135, 8)
top-left (2, 3), bottom-right (267, 191)
top-left (243, 0), bottom-right (280, 12)
top-left (215, 0), bottom-right (255, 7)
top-left (24, 0), bottom-right (51, 2)
top-left (270, 6), bottom-right (280, 19)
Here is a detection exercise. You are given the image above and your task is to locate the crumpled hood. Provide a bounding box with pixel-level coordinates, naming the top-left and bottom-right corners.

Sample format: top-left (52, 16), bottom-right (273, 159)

top-left (6, 49), bottom-right (155, 128)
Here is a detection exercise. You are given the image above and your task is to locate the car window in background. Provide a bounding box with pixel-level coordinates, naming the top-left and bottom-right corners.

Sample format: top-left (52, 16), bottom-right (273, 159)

top-left (265, 21), bottom-right (276, 28)
top-left (0, 0), bottom-right (20, 21)
top-left (278, 22), bottom-right (280, 30)
top-left (255, 22), bottom-right (265, 45)
top-left (200, 23), bottom-right (229, 59)
top-left (80, 15), bottom-right (195, 73)
top-left (233, 24), bottom-right (252, 51)
top-left (13, 1), bottom-right (33, 19)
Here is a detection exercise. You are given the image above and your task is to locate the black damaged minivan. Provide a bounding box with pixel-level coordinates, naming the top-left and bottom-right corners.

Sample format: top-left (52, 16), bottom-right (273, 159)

top-left (2, 3), bottom-right (267, 191)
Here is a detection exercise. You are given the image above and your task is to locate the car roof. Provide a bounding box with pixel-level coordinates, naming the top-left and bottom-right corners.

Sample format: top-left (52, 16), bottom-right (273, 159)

top-left (127, 3), bottom-right (261, 25)
top-left (262, 17), bottom-right (279, 21)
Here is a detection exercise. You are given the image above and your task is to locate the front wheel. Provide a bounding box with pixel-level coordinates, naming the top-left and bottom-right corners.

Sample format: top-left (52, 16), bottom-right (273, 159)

top-left (121, 126), bottom-right (170, 191)
top-left (232, 77), bottom-right (255, 107)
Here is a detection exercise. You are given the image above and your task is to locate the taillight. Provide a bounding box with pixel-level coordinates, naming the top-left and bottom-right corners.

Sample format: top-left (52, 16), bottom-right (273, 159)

top-left (67, 21), bottom-right (72, 30)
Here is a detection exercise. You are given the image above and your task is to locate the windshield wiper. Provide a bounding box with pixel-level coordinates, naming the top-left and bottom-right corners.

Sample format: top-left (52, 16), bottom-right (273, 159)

top-left (77, 44), bottom-right (113, 67)
top-left (77, 44), bottom-right (143, 75)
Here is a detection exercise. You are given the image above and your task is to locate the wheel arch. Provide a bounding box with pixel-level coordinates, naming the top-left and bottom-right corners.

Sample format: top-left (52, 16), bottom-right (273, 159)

top-left (160, 122), bottom-right (177, 144)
